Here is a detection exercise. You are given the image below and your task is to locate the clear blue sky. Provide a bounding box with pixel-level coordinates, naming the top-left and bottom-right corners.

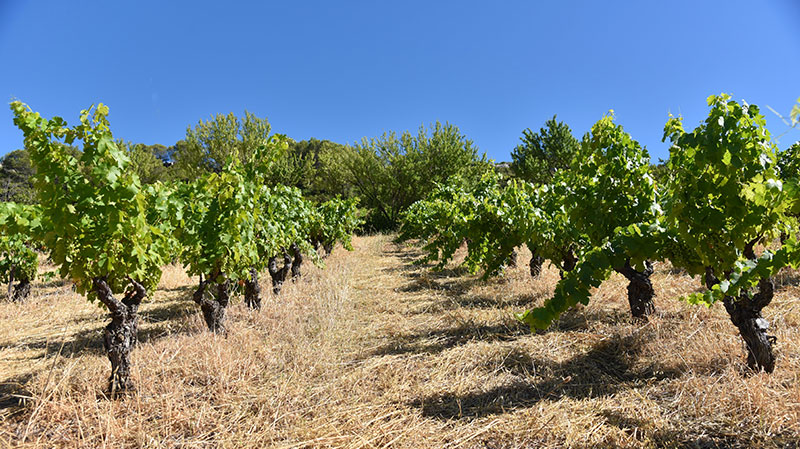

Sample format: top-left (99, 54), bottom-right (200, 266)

top-left (1, 0), bottom-right (799, 163)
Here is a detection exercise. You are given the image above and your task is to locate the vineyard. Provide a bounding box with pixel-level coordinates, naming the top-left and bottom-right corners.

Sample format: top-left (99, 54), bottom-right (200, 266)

top-left (1, 237), bottom-right (800, 447)
top-left (1, 96), bottom-right (800, 447)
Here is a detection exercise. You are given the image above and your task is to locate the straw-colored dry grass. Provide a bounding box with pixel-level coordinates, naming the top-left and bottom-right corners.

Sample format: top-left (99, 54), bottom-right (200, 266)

top-left (1, 234), bottom-right (800, 448)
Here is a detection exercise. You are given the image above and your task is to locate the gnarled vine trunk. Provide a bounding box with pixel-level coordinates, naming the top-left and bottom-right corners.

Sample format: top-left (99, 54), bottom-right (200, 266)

top-left (7, 265), bottom-right (12, 300)
top-left (559, 248), bottom-right (577, 279)
top-left (244, 268), bottom-right (261, 310)
top-left (725, 278), bottom-right (776, 373)
top-left (705, 268), bottom-right (776, 373)
top-left (268, 252), bottom-right (293, 295)
top-left (6, 266), bottom-right (31, 302)
top-left (529, 248), bottom-right (544, 279)
top-left (93, 277), bottom-right (145, 397)
top-left (311, 239), bottom-right (333, 259)
top-left (12, 277), bottom-right (31, 302)
top-left (312, 239), bottom-right (328, 258)
top-left (290, 243), bottom-right (303, 279)
top-left (507, 249), bottom-right (518, 268)
top-left (193, 275), bottom-right (230, 333)
top-left (615, 260), bottom-right (655, 319)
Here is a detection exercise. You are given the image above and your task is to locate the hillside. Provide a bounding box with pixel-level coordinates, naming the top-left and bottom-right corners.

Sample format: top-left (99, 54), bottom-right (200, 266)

top-left (1, 235), bottom-right (799, 448)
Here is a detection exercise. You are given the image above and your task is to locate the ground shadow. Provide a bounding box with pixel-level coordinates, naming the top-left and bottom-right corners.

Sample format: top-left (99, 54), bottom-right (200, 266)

top-left (397, 274), bottom-right (481, 296)
top-left (369, 321), bottom-right (529, 358)
top-left (772, 267), bottom-right (800, 290)
top-left (158, 284), bottom-right (197, 294)
top-left (444, 292), bottom-right (544, 310)
top-left (0, 324), bottom-right (106, 359)
top-left (0, 299), bottom-right (199, 359)
top-left (380, 261), bottom-right (472, 277)
top-left (381, 242), bottom-right (473, 277)
top-left (35, 277), bottom-right (73, 290)
top-left (653, 263), bottom-right (689, 276)
top-left (409, 332), bottom-right (707, 420)
top-left (544, 307), bottom-right (632, 333)
top-left (595, 409), bottom-right (800, 449)
top-left (384, 245), bottom-right (429, 264)
top-left (0, 374), bottom-right (34, 415)
top-left (137, 299), bottom-right (199, 342)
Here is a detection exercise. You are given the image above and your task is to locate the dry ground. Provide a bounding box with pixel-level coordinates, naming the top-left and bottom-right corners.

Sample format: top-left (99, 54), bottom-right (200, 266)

top-left (1, 235), bottom-right (800, 448)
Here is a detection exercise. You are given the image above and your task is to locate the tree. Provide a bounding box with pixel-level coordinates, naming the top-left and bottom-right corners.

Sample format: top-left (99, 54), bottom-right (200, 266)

top-left (777, 141), bottom-right (800, 182)
top-left (309, 197), bottom-right (362, 256)
top-left (124, 142), bottom-right (173, 184)
top-left (10, 101), bottom-right (171, 395)
top-left (290, 138), bottom-right (350, 201)
top-left (329, 121), bottom-right (490, 230)
top-left (174, 111), bottom-right (273, 178)
top-left (266, 140), bottom-right (316, 193)
top-left (0, 150), bottom-right (36, 204)
top-left (256, 191), bottom-right (362, 301)
top-left (661, 95), bottom-right (787, 371)
top-left (399, 171), bottom-right (554, 279)
top-left (510, 116), bottom-right (580, 185)
top-left (256, 185), bottom-right (316, 297)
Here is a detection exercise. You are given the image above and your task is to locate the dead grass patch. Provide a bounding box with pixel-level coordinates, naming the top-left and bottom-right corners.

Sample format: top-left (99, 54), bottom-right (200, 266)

top-left (0, 236), bottom-right (798, 448)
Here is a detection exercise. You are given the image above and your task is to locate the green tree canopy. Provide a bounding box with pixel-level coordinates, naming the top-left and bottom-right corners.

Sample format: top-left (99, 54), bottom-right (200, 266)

top-left (174, 111), bottom-right (273, 178)
top-left (510, 116), bottom-right (580, 185)
top-left (122, 142), bottom-right (173, 184)
top-left (288, 138), bottom-right (348, 200)
top-left (0, 149), bottom-right (36, 203)
top-left (325, 121), bottom-right (490, 230)
top-left (777, 141), bottom-right (800, 182)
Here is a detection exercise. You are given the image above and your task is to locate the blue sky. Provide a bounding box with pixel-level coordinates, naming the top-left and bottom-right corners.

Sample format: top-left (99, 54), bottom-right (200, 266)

top-left (1, 0), bottom-right (799, 163)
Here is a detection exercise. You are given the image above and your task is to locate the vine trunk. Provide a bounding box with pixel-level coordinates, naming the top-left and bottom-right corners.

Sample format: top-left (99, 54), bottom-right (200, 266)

top-left (92, 277), bottom-right (145, 397)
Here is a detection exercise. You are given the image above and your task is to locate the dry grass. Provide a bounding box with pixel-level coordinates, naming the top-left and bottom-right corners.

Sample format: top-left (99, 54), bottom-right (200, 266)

top-left (1, 235), bottom-right (800, 448)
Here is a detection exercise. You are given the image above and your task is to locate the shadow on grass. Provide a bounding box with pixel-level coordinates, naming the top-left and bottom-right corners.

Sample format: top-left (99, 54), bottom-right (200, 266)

top-left (595, 409), bottom-right (800, 449)
top-left (652, 262), bottom-right (689, 277)
top-left (157, 283), bottom-right (202, 295)
top-left (366, 306), bottom-right (628, 359)
top-left (397, 274), bottom-right (480, 296)
top-left (369, 321), bottom-right (529, 358)
top-left (420, 343), bottom-right (647, 420)
top-left (383, 245), bottom-right (428, 264)
top-left (772, 267), bottom-right (800, 289)
top-left (543, 307), bottom-right (632, 333)
top-left (0, 299), bottom-right (198, 359)
top-left (445, 292), bottom-right (543, 310)
top-left (36, 277), bottom-right (73, 290)
top-left (409, 333), bottom-right (645, 419)
top-left (408, 331), bottom-right (727, 421)
top-left (137, 299), bottom-right (198, 342)
top-left (381, 242), bottom-right (472, 277)
top-left (403, 292), bottom-right (550, 319)
top-left (0, 374), bottom-right (34, 415)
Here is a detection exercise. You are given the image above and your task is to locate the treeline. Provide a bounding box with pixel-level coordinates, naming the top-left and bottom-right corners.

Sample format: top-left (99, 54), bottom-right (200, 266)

top-left (2, 113), bottom-right (493, 231)
top-left (9, 110), bottom-right (783, 233)
top-left (2, 104), bottom-right (794, 237)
